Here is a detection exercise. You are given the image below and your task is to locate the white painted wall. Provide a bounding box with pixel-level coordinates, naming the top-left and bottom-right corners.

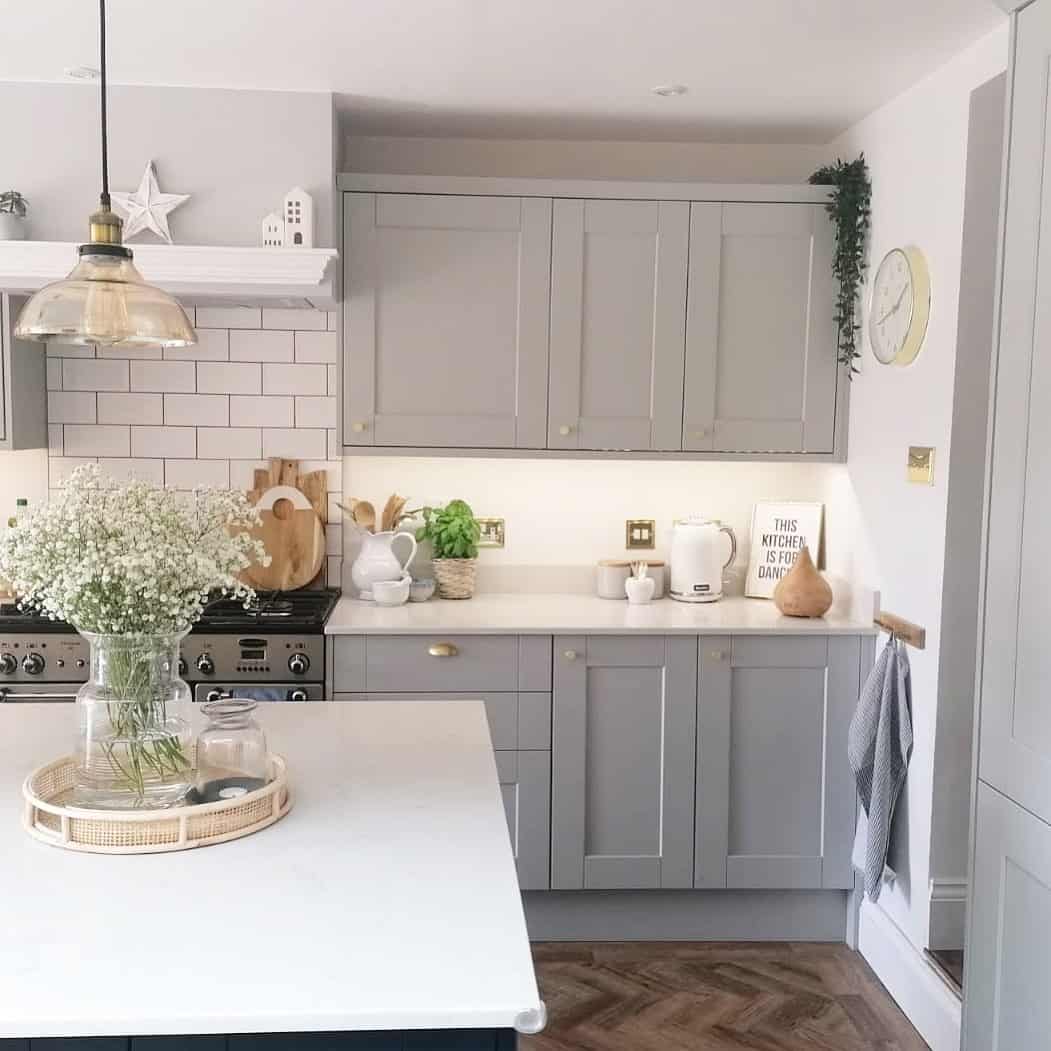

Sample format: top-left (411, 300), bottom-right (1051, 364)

top-left (0, 82), bottom-right (336, 247)
top-left (0, 450), bottom-right (48, 538)
top-left (825, 24), bottom-right (1009, 969)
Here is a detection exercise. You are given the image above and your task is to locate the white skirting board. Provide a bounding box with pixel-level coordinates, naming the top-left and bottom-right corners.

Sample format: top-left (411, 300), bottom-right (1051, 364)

top-left (928, 878), bottom-right (969, 950)
top-left (858, 900), bottom-right (962, 1051)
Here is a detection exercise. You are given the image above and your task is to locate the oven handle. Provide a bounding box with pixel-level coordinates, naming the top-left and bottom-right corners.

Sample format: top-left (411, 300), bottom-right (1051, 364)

top-left (0, 688), bottom-right (80, 702)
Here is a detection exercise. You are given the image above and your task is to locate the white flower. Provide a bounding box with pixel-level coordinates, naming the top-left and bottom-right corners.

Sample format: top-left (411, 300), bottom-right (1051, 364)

top-left (0, 465), bottom-right (271, 635)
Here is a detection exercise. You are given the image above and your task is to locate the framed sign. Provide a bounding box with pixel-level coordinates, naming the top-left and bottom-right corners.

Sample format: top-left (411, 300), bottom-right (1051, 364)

top-left (745, 502), bottom-right (824, 599)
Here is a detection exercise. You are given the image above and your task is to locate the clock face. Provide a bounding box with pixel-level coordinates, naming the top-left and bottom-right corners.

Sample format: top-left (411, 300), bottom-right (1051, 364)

top-left (868, 246), bottom-right (931, 367)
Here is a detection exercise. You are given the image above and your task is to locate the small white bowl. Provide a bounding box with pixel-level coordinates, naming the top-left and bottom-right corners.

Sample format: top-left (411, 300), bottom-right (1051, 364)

top-left (372, 577), bottom-right (411, 607)
top-left (409, 578), bottom-right (437, 602)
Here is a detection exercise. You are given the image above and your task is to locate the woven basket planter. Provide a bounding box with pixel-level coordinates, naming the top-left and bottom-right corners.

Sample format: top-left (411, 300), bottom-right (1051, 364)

top-left (432, 558), bottom-right (477, 599)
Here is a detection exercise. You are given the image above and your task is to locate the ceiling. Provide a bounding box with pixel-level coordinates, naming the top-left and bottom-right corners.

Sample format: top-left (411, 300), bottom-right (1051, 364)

top-left (4, 0), bottom-right (1005, 143)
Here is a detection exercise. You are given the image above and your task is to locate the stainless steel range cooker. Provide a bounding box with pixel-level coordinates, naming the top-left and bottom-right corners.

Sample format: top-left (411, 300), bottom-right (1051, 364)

top-left (0, 589), bottom-right (341, 704)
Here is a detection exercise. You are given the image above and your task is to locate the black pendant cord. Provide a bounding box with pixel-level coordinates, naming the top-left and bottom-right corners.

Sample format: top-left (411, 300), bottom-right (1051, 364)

top-left (98, 0), bottom-right (110, 206)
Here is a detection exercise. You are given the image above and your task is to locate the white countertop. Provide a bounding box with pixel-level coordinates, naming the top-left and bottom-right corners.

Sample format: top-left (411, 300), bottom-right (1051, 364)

top-left (0, 703), bottom-right (541, 1039)
top-left (325, 593), bottom-right (876, 636)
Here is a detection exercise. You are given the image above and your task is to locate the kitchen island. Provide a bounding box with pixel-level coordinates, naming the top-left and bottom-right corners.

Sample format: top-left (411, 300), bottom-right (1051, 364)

top-left (0, 702), bottom-right (542, 1049)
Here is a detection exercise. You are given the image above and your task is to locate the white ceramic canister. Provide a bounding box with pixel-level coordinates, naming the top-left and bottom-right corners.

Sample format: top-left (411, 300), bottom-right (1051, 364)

top-left (596, 560), bottom-right (631, 599)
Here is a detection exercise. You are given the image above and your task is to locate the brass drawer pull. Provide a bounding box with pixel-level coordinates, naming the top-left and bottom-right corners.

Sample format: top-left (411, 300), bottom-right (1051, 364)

top-left (428, 642), bottom-right (459, 658)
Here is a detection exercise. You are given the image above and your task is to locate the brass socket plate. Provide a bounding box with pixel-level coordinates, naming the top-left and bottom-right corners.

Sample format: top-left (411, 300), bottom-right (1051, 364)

top-left (907, 446), bottom-right (935, 485)
top-left (626, 519), bottom-right (656, 550)
top-left (477, 518), bottom-right (506, 548)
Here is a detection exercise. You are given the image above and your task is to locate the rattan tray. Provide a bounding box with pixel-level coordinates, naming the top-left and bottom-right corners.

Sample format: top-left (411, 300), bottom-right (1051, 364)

top-left (22, 754), bottom-right (291, 854)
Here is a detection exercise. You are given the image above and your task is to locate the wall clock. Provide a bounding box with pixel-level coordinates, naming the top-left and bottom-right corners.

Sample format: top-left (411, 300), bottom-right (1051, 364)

top-left (868, 246), bottom-right (931, 366)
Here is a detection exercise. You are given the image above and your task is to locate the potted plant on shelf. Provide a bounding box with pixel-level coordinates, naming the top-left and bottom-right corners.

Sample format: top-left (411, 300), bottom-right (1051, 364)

top-left (0, 191), bottom-right (28, 240)
top-left (416, 499), bottom-right (482, 600)
top-left (0, 465), bottom-right (268, 810)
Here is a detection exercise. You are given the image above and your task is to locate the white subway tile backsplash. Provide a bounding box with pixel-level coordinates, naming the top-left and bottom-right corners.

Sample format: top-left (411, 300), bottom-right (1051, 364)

top-left (325, 522), bottom-right (342, 556)
top-left (195, 307), bottom-right (261, 329)
top-left (97, 393), bottom-right (163, 426)
top-left (97, 458), bottom-right (165, 485)
top-left (130, 360), bottom-right (196, 393)
top-left (197, 427), bottom-right (262, 460)
top-left (131, 426), bottom-right (196, 458)
top-left (327, 364), bottom-right (338, 396)
top-left (327, 428), bottom-right (339, 460)
top-left (197, 362), bottom-right (261, 395)
top-left (229, 395), bottom-right (294, 428)
top-left (164, 393), bottom-right (229, 426)
top-left (295, 396), bottom-right (336, 428)
top-left (327, 492), bottom-right (342, 526)
top-left (327, 311), bottom-right (338, 332)
top-left (48, 391), bottom-right (96, 424)
top-left (294, 331), bottom-right (337, 363)
top-left (47, 343), bottom-right (95, 359)
top-left (165, 459), bottom-right (229, 490)
top-left (229, 459), bottom-right (269, 491)
top-left (262, 308), bottom-right (327, 331)
top-left (262, 428), bottom-right (327, 459)
top-left (63, 358), bottom-right (128, 392)
top-left (263, 363), bottom-right (327, 396)
top-left (230, 329), bottom-right (294, 363)
top-left (163, 328), bottom-right (229, 362)
top-left (64, 425), bottom-right (131, 457)
top-left (48, 424), bottom-right (63, 456)
top-left (50, 457), bottom-right (98, 485)
top-left (326, 556), bottom-right (342, 587)
top-left (99, 346), bottom-right (162, 360)
top-left (46, 359), bottom-right (62, 391)
top-left (298, 459), bottom-right (343, 490)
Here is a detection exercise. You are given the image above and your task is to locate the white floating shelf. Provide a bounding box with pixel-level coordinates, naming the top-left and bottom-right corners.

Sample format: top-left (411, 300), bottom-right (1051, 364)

top-left (0, 241), bottom-right (340, 309)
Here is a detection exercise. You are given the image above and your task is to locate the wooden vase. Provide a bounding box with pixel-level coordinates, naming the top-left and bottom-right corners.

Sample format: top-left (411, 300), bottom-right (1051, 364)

top-left (773, 546), bottom-right (833, 618)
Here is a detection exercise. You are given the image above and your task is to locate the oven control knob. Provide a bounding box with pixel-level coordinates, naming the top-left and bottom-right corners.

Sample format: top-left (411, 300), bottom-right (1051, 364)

top-left (206, 689), bottom-right (226, 703)
top-left (75, 658), bottom-right (86, 669)
top-left (177, 657), bottom-right (188, 677)
top-left (288, 653), bottom-right (310, 676)
top-left (289, 689), bottom-right (308, 703)
top-left (22, 653), bottom-right (45, 676)
top-left (0, 654), bottom-right (16, 675)
top-left (196, 653), bottom-right (215, 675)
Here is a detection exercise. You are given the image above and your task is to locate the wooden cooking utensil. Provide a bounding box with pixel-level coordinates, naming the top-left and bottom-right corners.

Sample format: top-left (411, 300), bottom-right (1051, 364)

top-left (353, 499), bottom-right (377, 533)
top-left (242, 485), bottom-right (325, 591)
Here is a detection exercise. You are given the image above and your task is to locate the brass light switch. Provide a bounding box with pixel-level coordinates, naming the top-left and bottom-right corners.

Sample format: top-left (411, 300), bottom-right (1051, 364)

top-left (477, 518), bottom-right (505, 548)
top-left (907, 446), bottom-right (935, 485)
top-left (626, 519), bottom-right (656, 550)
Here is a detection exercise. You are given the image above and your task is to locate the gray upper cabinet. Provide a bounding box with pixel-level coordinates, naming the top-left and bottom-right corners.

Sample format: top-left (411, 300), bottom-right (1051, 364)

top-left (551, 635), bottom-right (697, 890)
top-left (683, 203), bottom-right (839, 454)
top-left (343, 193), bottom-right (552, 449)
top-left (0, 294), bottom-right (47, 451)
top-left (547, 199), bottom-right (689, 451)
top-left (695, 635), bottom-right (858, 889)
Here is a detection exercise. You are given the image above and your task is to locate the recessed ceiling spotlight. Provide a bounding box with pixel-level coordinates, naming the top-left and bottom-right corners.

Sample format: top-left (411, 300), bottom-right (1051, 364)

top-left (651, 84), bottom-right (688, 97)
top-left (64, 66), bottom-right (100, 81)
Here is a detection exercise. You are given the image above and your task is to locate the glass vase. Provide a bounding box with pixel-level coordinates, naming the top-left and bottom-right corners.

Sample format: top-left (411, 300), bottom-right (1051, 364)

top-left (73, 630), bottom-right (194, 810)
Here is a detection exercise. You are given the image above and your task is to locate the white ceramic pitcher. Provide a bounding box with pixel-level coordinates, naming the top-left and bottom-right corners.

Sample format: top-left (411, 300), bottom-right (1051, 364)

top-left (350, 530), bottom-right (418, 600)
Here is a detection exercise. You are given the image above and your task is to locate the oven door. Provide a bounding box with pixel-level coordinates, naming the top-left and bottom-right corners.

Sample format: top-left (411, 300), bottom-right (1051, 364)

top-left (0, 684), bottom-right (80, 703)
top-left (193, 682), bottom-right (322, 704)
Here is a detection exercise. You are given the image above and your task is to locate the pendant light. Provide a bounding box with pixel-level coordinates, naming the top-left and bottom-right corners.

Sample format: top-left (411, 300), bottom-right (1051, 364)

top-left (15, 0), bottom-right (197, 349)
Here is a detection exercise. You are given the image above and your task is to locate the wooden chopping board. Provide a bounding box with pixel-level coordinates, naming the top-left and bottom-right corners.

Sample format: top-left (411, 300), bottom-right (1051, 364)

top-left (242, 459), bottom-right (328, 591)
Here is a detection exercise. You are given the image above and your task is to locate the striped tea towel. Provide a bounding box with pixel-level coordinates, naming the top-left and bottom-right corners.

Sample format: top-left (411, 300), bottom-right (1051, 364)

top-left (847, 635), bottom-right (913, 901)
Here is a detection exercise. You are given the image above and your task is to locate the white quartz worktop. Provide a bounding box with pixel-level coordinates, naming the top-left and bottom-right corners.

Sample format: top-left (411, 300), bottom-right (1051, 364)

top-left (0, 702), bottom-right (541, 1039)
top-left (325, 593), bottom-right (876, 636)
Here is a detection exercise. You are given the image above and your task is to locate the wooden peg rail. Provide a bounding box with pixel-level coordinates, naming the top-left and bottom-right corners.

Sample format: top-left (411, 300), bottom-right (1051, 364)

top-left (874, 611), bottom-right (926, 650)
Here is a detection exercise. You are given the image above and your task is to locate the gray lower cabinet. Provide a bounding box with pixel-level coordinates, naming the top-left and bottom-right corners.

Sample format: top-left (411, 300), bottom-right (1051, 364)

top-left (496, 750), bottom-right (551, 890)
top-left (0, 294), bottom-right (47, 451)
top-left (683, 203), bottom-right (839, 455)
top-left (551, 635), bottom-right (697, 889)
top-left (694, 635), bottom-right (859, 889)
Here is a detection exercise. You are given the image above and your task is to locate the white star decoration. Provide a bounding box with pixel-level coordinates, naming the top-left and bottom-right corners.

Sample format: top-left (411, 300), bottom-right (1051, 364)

top-left (111, 161), bottom-right (190, 244)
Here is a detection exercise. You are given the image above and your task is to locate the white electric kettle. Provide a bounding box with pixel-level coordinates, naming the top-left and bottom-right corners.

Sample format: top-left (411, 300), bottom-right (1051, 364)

top-left (669, 517), bottom-right (737, 603)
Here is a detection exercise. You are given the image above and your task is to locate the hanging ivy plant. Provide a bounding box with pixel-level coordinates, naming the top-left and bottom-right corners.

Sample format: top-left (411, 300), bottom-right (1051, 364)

top-left (809, 155), bottom-right (872, 377)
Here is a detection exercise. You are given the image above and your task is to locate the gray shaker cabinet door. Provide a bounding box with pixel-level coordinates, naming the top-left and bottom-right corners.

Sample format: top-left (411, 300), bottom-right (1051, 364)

top-left (683, 203), bottom-right (839, 454)
top-left (963, 782), bottom-right (1051, 1051)
top-left (343, 192), bottom-right (552, 449)
top-left (551, 635), bottom-right (697, 889)
top-left (976, 0), bottom-right (1051, 829)
top-left (695, 635), bottom-right (859, 889)
top-left (547, 199), bottom-right (689, 451)
top-left (497, 750), bottom-right (552, 890)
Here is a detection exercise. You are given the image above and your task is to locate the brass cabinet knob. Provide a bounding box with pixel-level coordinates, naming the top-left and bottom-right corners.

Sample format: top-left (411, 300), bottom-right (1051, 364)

top-left (694, 429), bottom-right (707, 439)
top-left (352, 421), bottom-right (368, 433)
top-left (563, 649), bottom-right (578, 662)
top-left (428, 642), bottom-right (459, 658)
top-left (710, 649), bottom-right (727, 661)
top-left (559, 424), bottom-right (574, 437)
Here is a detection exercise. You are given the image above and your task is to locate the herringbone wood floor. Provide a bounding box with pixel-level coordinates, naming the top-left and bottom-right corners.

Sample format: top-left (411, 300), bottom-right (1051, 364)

top-left (522, 942), bottom-right (929, 1051)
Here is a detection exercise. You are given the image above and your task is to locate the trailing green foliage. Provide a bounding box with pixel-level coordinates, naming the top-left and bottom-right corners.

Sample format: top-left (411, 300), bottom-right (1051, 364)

top-left (0, 191), bottom-right (27, 217)
top-left (416, 499), bottom-right (482, 560)
top-left (809, 155), bottom-right (872, 377)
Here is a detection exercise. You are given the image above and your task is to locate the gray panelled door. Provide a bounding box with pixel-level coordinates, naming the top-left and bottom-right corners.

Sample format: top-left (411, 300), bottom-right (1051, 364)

top-left (683, 203), bottom-right (839, 454)
top-left (551, 635), bottom-right (697, 889)
top-left (497, 749), bottom-right (552, 890)
top-left (547, 199), bottom-right (689, 451)
top-left (695, 635), bottom-right (858, 889)
top-left (343, 193), bottom-right (552, 449)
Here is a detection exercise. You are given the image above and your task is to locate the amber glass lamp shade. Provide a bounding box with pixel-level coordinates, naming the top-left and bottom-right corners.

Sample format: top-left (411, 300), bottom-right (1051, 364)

top-left (14, 244), bottom-right (197, 349)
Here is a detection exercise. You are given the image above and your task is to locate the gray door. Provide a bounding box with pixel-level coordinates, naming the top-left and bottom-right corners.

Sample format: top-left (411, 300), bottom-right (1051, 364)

top-left (964, 783), bottom-right (1051, 1050)
top-left (551, 635), bottom-right (697, 889)
top-left (497, 750), bottom-right (551, 890)
top-left (683, 203), bottom-right (839, 454)
top-left (547, 199), bottom-right (689, 451)
top-left (343, 192), bottom-right (552, 449)
top-left (695, 635), bottom-right (858, 889)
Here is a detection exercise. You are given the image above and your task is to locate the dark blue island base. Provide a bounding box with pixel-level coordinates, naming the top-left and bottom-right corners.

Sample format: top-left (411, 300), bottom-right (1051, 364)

top-left (0, 1032), bottom-right (516, 1050)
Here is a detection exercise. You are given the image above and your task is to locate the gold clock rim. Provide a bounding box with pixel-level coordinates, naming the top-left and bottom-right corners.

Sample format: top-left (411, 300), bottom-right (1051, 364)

top-left (893, 245), bottom-right (931, 367)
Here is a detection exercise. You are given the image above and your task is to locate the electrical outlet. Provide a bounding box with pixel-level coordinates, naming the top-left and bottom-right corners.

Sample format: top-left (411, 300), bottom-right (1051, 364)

top-left (626, 519), bottom-right (656, 550)
top-left (477, 517), bottom-right (505, 548)
top-left (907, 446), bottom-right (935, 485)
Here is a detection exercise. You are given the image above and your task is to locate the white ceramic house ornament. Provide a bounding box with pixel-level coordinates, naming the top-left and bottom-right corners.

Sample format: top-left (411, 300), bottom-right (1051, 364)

top-left (261, 211), bottom-right (283, 247)
top-left (283, 187), bottom-right (314, 248)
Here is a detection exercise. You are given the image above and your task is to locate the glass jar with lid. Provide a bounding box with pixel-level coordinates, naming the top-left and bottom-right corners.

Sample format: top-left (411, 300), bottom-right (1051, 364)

top-left (195, 699), bottom-right (269, 803)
